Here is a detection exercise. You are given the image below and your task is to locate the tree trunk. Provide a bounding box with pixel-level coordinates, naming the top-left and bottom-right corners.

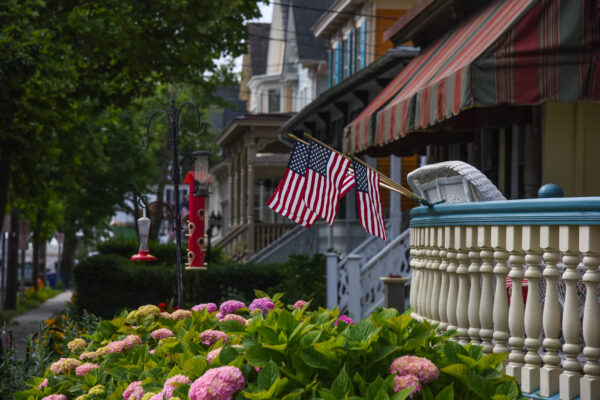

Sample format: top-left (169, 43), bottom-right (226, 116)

top-left (0, 156), bottom-right (10, 236)
top-left (4, 209), bottom-right (20, 310)
top-left (32, 225), bottom-right (41, 289)
top-left (60, 229), bottom-right (78, 288)
top-left (40, 240), bottom-right (47, 283)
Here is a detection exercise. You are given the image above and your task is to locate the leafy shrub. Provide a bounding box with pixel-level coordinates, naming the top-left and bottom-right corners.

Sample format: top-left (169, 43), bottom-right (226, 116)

top-left (72, 254), bottom-right (326, 319)
top-left (96, 239), bottom-right (183, 264)
top-left (16, 296), bottom-right (522, 400)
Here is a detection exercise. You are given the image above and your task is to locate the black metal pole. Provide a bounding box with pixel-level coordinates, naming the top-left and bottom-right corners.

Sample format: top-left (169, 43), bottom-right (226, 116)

top-left (169, 99), bottom-right (184, 309)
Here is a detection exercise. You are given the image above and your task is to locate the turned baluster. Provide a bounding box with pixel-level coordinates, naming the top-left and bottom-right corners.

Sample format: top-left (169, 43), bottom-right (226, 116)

top-left (430, 227), bottom-right (442, 326)
top-left (455, 226), bottom-right (470, 346)
top-left (559, 225), bottom-right (581, 399)
top-left (478, 226), bottom-right (494, 354)
top-left (506, 226), bottom-right (525, 382)
top-left (423, 227), bottom-right (434, 322)
top-left (466, 226), bottom-right (481, 345)
top-left (539, 226), bottom-right (561, 397)
top-left (446, 227), bottom-right (459, 340)
top-left (579, 226), bottom-right (600, 400)
top-left (492, 226), bottom-right (510, 366)
top-left (522, 226), bottom-right (543, 393)
top-left (417, 227), bottom-right (428, 321)
top-left (438, 227), bottom-right (450, 332)
top-left (409, 228), bottom-right (419, 316)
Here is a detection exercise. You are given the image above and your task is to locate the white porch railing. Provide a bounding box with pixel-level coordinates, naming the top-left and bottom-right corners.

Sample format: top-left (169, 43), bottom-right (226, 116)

top-left (409, 197), bottom-right (600, 400)
top-left (327, 228), bottom-right (411, 320)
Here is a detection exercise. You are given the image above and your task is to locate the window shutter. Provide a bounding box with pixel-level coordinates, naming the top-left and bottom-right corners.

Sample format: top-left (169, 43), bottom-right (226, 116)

top-left (360, 20), bottom-right (367, 70)
top-left (353, 27), bottom-right (358, 73)
top-left (347, 35), bottom-right (352, 76)
top-left (328, 48), bottom-right (333, 88)
top-left (336, 42), bottom-right (342, 84)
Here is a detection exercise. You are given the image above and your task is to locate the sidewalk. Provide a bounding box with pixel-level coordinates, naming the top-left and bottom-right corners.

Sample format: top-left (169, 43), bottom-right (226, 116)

top-left (8, 290), bottom-right (73, 359)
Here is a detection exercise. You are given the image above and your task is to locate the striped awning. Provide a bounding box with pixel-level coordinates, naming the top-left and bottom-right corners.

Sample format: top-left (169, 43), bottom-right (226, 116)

top-left (344, 0), bottom-right (600, 153)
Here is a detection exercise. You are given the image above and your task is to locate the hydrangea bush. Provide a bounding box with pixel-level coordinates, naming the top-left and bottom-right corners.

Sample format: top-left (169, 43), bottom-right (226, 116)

top-left (17, 291), bottom-right (522, 400)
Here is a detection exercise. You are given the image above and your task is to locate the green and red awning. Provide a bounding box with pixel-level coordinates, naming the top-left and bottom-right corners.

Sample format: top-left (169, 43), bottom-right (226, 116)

top-left (344, 0), bottom-right (600, 153)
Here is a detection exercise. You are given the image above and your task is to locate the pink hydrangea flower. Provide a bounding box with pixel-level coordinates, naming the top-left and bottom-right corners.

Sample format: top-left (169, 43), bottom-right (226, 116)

top-left (293, 300), bottom-right (307, 309)
top-left (41, 395), bottom-right (67, 400)
top-left (206, 348), bottom-right (223, 365)
top-left (123, 335), bottom-right (142, 349)
top-left (49, 358), bottom-right (81, 374)
top-left (123, 381), bottom-right (144, 400)
top-left (393, 374), bottom-right (421, 398)
top-left (163, 374), bottom-right (191, 398)
top-left (67, 338), bottom-right (87, 351)
top-left (80, 351), bottom-right (99, 360)
top-left (390, 355), bottom-right (439, 383)
top-left (151, 328), bottom-right (175, 340)
top-left (171, 310), bottom-right (192, 320)
top-left (75, 362), bottom-right (98, 376)
top-left (149, 349), bottom-right (156, 354)
top-left (219, 300), bottom-right (246, 315)
top-left (188, 366), bottom-right (245, 400)
top-left (334, 315), bottom-right (354, 326)
top-left (192, 303), bottom-right (217, 313)
top-left (37, 378), bottom-right (48, 391)
top-left (249, 298), bottom-right (274, 315)
top-left (160, 312), bottom-right (172, 319)
top-left (221, 314), bottom-right (248, 326)
top-left (199, 330), bottom-right (228, 346)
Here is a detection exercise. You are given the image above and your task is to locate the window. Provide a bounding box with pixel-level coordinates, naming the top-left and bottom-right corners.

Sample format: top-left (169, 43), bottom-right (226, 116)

top-left (335, 41), bottom-right (343, 84)
top-left (359, 19), bottom-right (366, 70)
top-left (268, 89), bottom-right (280, 113)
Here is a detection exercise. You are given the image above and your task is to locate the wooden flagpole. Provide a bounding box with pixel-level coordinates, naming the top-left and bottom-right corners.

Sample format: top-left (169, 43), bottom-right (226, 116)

top-left (296, 133), bottom-right (423, 201)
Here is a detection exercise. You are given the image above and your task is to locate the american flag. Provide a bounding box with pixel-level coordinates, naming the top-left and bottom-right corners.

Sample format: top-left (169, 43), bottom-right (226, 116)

top-left (267, 142), bottom-right (318, 227)
top-left (352, 159), bottom-right (388, 242)
top-left (339, 172), bottom-right (355, 198)
top-left (304, 141), bottom-right (350, 225)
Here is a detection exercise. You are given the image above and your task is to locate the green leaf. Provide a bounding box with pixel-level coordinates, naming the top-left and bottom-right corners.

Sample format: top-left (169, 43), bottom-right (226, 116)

top-left (278, 310), bottom-right (296, 334)
top-left (494, 380), bottom-right (520, 400)
top-left (366, 375), bottom-right (386, 400)
top-left (390, 387), bottom-right (414, 400)
top-left (369, 345), bottom-right (399, 364)
top-left (465, 375), bottom-right (495, 399)
top-left (349, 320), bottom-right (376, 342)
top-left (257, 361), bottom-right (279, 390)
top-left (434, 383), bottom-right (454, 400)
top-left (456, 354), bottom-right (478, 370)
top-left (300, 331), bottom-right (321, 347)
top-left (109, 366), bottom-right (128, 382)
top-left (257, 326), bottom-right (279, 344)
top-left (84, 373), bottom-right (97, 386)
top-left (98, 320), bottom-right (118, 339)
top-left (254, 289), bottom-right (269, 298)
top-left (331, 366), bottom-right (353, 398)
top-left (300, 347), bottom-right (333, 370)
top-left (443, 340), bottom-right (468, 363)
top-left (441, 363), bottom-right (470, 378)
top-left (373, 388), bottom-right (390, 400)
top-left (219, 346), bottom-right (239, 365)
top-left (183, 357), bottom-right (207, 377)
top-left (477, 353), bottom-right (508, 372)
top-left (246, 345), bottom-right (271, 367)
top-left (220, 319), bottom-right (247, 333)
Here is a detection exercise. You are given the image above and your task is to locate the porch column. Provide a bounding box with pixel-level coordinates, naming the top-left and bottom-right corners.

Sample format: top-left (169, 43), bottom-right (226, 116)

top-left (345, 188), bottom-right (356, 254)
top-left (523, 124), bottom-right (541, 198)
top-left (247, 143), bottom-right (256, 255)
top-left (240, 153), bottom-right (246, 226)
top-left (228, 161), bottom-right (234, 229)
top-left (233, 156), bottom-right (239, 227)
top-left (390, 155), bottom-right (402, 239)
top-left (258, 181), bottom-right (265, 221)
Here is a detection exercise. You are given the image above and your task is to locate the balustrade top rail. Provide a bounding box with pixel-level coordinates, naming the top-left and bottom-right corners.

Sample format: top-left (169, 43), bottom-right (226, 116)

top-left (409, 197), bottom-right (600, 227)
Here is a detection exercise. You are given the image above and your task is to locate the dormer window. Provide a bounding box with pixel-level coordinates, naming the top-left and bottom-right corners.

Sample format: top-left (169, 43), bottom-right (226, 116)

top-left (268, 89), bottom-right (281, 113)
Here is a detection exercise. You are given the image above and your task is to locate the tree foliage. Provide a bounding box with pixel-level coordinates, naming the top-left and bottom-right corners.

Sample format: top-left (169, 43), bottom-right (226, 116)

top-left (0, 0), bottom-right (260, 305)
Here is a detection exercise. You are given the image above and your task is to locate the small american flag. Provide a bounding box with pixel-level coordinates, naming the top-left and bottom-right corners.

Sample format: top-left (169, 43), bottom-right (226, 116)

top-left (352, 160), bottom-right (388, 242)
top-left (304, 141), bottom-right (350, 225)
top-left (339, 172), bottom-right (355, 199)
top-left (267, 142), bottom-right (318, 227)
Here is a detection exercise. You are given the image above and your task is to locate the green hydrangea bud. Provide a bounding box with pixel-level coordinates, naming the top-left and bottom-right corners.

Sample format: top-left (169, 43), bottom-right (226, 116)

top-left (88, 384), bottom-right (105, 396)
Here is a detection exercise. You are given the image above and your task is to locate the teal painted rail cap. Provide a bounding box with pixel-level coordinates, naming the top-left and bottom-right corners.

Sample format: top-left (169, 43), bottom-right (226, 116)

top-left (409, 196), bottom-right (600, 227)
top-left (538, 183), bottom-right (564, 198)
